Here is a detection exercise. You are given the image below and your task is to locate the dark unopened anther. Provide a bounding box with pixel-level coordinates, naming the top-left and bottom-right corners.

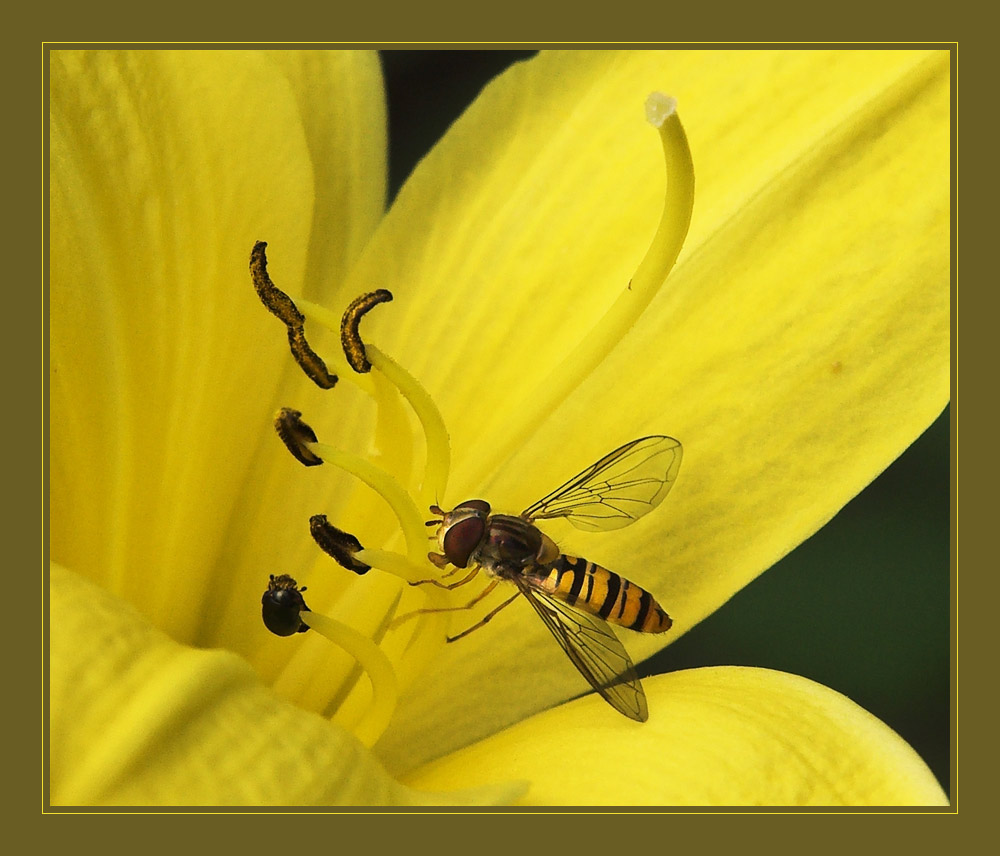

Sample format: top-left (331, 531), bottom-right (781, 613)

top-left (251, 241), bottom-right (338, 389)
top-left (262, 573), bottom-right (311, 636)
top-left (310, 514), bottom-right (371, 575)
top-left (341, 289), bottom-right (393, 373)
top-left (274, 407), bottom-right (324, 467)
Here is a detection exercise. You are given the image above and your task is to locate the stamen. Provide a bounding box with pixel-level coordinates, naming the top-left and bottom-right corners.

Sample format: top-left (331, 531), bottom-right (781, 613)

top-left (260, 574), bottom-right (398, 748)
top-left (310, 540), bottom-right (452, 677)
top-left (314, 542), bottom-right (453, 693)
top-left (308, 536), bottom-right (451, 660)
top-left (293, 295), bottom-right (452, 502)
top-left (273, 408), bottom-right (324, 467)
top-left (366, 345), bottom-right (451, 503)
top-left (250, 242), bottom-right (338, 389)
top-left (310, 611), bottom-right (398, 748)
top-left (249, 241), bottom-right (304, 327)
top-left (286, 327), bottom-right (338, 390)
top-left (261, 574), bottom-right (311, 636)
top-left (306, 439), bottom-right (427, 562)
top-left (354, 548), bottom-right (434, 585)
top-left (367, 368), bottom-right (414, 487)
top-left (475, 94), bottom-right (695, 470)
top-left (341, 289), bottom-right (394, 373)
top-left (309, 515), bottom-right (371, 575)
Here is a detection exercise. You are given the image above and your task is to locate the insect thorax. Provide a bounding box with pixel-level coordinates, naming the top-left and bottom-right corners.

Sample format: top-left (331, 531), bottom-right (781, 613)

top-left (474, 514), bottom-right (547, 578)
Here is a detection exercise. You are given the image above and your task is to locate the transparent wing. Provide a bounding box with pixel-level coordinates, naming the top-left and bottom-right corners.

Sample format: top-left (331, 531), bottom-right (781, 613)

top-left (521, 435), bottom-right (682, 532)
top-left (513, 576), bottom-right (648, 722)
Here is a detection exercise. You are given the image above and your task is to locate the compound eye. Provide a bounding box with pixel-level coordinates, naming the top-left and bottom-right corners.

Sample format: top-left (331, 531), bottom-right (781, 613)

top-left (442, 516), bottom-right (486, 568)
top-left (456, 499), bottom-right (491, 515)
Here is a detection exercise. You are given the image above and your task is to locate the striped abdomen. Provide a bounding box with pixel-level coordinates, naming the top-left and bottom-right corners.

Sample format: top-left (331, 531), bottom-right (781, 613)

top-left (534, 554), bottom-right (672, 633)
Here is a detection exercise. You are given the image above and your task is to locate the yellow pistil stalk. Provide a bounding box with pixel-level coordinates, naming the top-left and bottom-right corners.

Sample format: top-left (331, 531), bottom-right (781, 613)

top-left (477, 92), bottom-right (694, 471)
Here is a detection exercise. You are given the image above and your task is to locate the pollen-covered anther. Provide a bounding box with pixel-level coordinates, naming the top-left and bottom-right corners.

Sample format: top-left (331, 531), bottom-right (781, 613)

top-left (287, 327), bottom-right (338, 389)
top-left (310, 514), bottom-right (372, 575)
top-left (250, 241), bottom-right (305, 326)
top-left (261, 573), bottom-right (311, 636)
top-left (250, 241), bottom-right (338, 389)
top-left (274, 407), bottom-right (324, 467)
top-left (341, 289), bottom-right (393, 373)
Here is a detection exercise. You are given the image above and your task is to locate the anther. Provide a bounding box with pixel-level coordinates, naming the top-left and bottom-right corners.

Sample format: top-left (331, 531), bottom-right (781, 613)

top-left (250, 242), bottom-right (305, 327)
top-left (274, 407), bottom-right (324, 467)
top-left (250, 241), bottom-right (338, 389)
top-left (310, 514), bottom-right (372, 575)
top-left (261, 573), bottom-right (311, 636)
top-left (341, 289), bottom-right (393, 373)
top-left (287, 327), bottom-right (338, 389)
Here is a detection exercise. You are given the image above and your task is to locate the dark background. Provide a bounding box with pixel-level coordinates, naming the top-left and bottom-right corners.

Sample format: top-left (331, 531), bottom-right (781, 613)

top-left (378, 50), bottom-right (951, 797)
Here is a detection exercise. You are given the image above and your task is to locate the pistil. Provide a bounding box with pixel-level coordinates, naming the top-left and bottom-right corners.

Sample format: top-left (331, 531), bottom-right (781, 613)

top-left (476, 92), bottom-right (694, 470)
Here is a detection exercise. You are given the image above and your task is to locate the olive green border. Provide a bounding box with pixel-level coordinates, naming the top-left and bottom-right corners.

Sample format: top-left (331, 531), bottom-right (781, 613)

top-left (30, 4), bottom-right (977, 847)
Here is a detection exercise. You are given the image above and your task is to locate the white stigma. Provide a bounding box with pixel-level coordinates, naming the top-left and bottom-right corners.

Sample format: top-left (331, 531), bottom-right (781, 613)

top-left (645, 92), bottom-right (678, 128)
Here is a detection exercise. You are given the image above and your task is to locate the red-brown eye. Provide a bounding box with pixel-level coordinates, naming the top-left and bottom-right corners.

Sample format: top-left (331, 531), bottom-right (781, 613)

top-left (442, 516), bottom-right (486, 568)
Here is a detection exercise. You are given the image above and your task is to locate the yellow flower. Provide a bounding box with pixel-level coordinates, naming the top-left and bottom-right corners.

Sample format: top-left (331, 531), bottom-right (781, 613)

top-left (49, 49), bottom-right (949, 806)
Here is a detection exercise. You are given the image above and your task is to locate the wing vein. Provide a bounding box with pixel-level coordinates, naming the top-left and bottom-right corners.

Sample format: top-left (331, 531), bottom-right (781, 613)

top-left (521, 435), bottom-right (682, 531)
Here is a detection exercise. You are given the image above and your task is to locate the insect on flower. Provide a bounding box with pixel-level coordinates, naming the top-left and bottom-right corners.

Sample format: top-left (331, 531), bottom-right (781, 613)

top-left (423, 436), bottom-right (682, 722)
top-left (251, 245), bottom-right (684, 724)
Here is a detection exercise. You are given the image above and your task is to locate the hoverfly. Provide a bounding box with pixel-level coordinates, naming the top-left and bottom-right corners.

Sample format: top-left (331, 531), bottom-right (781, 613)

top-left (424, 435), bottom-right (681, 722)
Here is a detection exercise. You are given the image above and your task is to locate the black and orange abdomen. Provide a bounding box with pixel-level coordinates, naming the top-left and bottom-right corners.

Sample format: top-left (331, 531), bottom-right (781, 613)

top-left (534, 554), bottom-right (672, 633)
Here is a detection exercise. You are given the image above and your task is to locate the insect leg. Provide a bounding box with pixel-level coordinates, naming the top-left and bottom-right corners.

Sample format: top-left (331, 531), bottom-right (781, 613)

top-left (408, 565), bottom-right (480, 590)
top-left (446, 591), bottom-right (522, 642)
top-left (391, 577), bottom-right (501, 630)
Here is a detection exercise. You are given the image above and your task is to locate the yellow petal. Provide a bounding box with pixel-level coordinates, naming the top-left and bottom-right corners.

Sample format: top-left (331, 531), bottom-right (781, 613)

top-left (49, 564), bottom-right (525, 807)
top-left (512, 49), bottom-right (950, 654)
top-left (402, 666), bottom-right (947, 806)
top-left (49, 50), bottom-right (385, 650)
top-left (263, 49), bottom-right (387, 296)
top-left (371, 50), bottom-right (948, 771)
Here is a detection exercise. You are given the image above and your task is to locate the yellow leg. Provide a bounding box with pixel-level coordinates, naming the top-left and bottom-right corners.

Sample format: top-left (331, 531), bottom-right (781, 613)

top-left (408, 565), bottom-right (480, 590)
top-left (446, 591), bottom-right (522, 642)
top-left (391, 578), bottom-right (501, 630)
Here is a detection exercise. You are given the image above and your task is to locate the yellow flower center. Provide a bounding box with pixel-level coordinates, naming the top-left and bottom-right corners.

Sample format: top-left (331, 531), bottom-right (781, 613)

top-left (249, 92), bottom-right (694, 749)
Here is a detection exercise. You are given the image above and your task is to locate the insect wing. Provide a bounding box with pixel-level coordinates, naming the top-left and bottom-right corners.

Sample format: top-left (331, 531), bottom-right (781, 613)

top-left (513, 576), bottom-right (648, 722)
top-left (522, 435), bottom-right (682, 532)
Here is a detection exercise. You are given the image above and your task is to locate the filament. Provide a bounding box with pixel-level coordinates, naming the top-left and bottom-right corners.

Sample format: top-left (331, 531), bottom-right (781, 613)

top-left (306, 441), bottom-right (427, 563)
top-left (297, 608), bottom-right (398, 748)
